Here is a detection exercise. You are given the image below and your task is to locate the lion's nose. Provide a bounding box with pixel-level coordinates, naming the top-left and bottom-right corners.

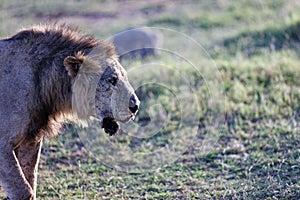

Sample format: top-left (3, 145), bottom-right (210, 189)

top-left (129, 95), bottom-right (139, 114)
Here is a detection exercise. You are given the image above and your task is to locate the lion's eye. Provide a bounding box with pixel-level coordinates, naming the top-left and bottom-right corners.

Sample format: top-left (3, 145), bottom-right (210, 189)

top-left (109, 76), bottom-right (118, 86)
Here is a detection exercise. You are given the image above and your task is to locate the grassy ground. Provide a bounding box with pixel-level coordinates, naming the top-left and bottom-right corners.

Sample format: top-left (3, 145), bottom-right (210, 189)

top-left (0, 0), bottom-right (300, 199)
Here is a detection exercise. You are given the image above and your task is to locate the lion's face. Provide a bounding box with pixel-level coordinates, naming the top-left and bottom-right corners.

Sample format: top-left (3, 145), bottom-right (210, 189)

top-left (95, 58), bottom-right (139, 135)
top-left (64, 54), bottom-right (139, 135)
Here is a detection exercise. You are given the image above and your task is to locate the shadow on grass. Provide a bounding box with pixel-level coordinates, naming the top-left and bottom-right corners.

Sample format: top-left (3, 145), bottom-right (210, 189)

top-left (223, 21), bottom-right (300, 56)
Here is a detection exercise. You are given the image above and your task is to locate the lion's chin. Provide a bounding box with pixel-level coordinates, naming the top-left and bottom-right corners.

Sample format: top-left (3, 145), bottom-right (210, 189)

top-left (101, 117), bottom-right (120, 136)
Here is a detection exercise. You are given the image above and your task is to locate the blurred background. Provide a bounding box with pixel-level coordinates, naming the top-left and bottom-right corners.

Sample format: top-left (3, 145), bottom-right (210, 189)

top-left (0, 0), bottom-right (300, 199)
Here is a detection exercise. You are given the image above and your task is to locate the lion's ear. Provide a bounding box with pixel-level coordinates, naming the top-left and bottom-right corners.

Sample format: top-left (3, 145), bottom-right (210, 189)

top-left (64, 56), bottom-right (84, 78)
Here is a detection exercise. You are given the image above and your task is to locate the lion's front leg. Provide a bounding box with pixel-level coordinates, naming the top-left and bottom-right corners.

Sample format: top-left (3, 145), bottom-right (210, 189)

top-left (0, 143), bottom-right (34, 200)
top-left (15, 139), bottom-right (43, 200)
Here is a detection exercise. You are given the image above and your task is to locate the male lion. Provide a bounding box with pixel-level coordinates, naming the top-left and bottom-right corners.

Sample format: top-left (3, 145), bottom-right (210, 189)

top-left (0, 24), bottom-right (139, 200)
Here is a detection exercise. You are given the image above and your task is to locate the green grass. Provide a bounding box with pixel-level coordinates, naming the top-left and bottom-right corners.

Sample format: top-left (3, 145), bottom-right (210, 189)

top-left (223, 21), bottom-right (300, 56)
top-left (1, 0), bottom-right (300, 199)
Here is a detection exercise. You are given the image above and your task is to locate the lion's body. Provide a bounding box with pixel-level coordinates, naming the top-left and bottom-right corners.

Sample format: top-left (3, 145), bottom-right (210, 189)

top-left (0, 24), bottom-right (139, 200)
top-left (0, 39), bottom-right (33, 136)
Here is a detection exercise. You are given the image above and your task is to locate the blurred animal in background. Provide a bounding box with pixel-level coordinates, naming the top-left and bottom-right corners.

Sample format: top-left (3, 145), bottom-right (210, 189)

top-left (112, 28), bottom-right (163, 60)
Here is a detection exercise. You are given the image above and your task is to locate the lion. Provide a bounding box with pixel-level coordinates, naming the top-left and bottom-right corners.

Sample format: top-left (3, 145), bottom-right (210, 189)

top-left (0, 24), bottom-right (140, 200)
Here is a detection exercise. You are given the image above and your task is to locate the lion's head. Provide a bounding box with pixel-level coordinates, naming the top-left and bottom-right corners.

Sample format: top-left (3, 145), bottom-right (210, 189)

top-left (63, 46), bottom-right (139, 135)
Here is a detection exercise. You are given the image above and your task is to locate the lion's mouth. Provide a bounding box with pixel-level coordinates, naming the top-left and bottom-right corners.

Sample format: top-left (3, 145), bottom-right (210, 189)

top-left (101, 117), bottom-right (120, 136)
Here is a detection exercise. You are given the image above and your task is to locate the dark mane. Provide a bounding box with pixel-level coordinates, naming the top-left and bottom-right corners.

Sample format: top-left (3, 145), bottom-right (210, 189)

top-left (7, 23), bottom-right (116, 59)
top-left (11, 23), bottom-right (98, 47)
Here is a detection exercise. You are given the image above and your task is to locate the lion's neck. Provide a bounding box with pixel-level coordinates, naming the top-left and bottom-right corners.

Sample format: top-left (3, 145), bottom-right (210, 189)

top-left (26, 58), bottom-right (74, 141)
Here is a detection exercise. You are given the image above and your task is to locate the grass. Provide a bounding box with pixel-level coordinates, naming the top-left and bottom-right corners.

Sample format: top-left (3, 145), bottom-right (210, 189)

top-left (223, 21), bottom-right (300, 56)
top-left (0, 0), bottom-right (300, 199)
